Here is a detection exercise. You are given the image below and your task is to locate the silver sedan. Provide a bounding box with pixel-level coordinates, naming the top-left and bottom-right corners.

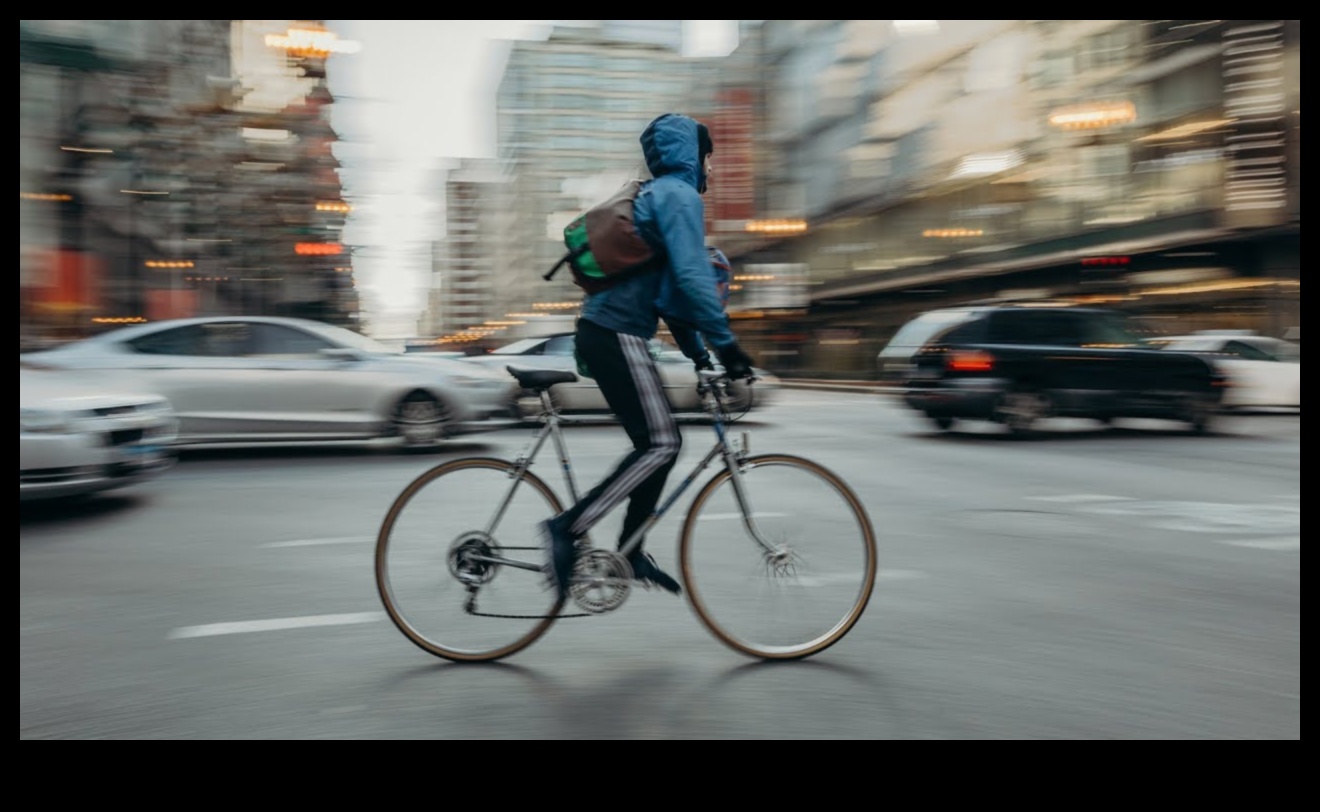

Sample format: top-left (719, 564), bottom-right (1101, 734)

top-left (21, 316), bottom-right (516, 451)
top-left (462, 332), bottom-right (778, 419)
top-left (21, 362), bottom-right (179, 501)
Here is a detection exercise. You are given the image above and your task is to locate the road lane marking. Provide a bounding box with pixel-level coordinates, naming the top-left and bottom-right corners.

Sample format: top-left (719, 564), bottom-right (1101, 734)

top-left (1024, 494), bottom-right (1134, 503)
top-left (169, 612), bottom-right (385, 639)
top-left (262, 537), bottom-right (368, 548)
top-left (1216, 536), bottom-right (1301, 551)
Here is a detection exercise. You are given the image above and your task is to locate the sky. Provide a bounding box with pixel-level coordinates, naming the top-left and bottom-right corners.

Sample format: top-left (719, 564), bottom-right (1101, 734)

top-left (323, 20), bottom-right (740, 337)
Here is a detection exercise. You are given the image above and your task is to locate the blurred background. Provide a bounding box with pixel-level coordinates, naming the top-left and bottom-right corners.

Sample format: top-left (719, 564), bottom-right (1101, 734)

top-left (19, 22), bottom-right (1301, 740)
top-left (19, 20), bottom-right (1301, 374)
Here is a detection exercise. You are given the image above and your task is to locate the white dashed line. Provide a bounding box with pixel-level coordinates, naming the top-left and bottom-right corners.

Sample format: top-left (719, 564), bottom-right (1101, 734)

top-left (261, 537), bottom-right (368, 548)
top-left (1024, 494), bottom-right (1135, 503)
top-left (169, 612), bottom-right (385, 639)
top-left (1216, 537), bottom-right (1301, 551)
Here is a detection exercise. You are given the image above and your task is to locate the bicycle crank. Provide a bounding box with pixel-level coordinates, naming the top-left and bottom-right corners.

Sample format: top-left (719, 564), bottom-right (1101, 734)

top-left (569, 549), bottom-right (633, 614)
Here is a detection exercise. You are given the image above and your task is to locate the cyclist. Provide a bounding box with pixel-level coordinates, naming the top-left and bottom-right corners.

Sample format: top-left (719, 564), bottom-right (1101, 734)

top-left (541, 112), bottom-right (756, 600)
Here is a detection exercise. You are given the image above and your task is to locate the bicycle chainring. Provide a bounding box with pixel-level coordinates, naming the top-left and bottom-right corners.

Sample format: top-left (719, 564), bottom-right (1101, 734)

top-left (569, 548), bottom-right (632, 614)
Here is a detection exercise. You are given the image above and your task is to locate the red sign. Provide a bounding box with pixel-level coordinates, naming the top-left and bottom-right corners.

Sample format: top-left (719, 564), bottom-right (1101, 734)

top-left (704, 87), bottom-right (756, 230)
top-left (31, 250), bottom-right (102, 313)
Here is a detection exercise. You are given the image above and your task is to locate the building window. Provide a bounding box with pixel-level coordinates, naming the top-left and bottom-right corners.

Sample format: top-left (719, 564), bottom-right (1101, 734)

top-left (1033, 52), bottom-right (1074, 88)
top-left (1078, 24), bottom-right (1136, 72)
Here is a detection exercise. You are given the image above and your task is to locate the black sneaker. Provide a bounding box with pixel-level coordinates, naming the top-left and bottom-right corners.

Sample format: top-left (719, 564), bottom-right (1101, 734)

top-left (627, 551), bottom-right (682, 595)
top-left (539, 519), bottom-right (576, 600)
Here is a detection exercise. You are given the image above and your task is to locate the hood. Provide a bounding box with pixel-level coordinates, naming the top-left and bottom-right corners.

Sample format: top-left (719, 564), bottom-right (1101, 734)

top-left (640, 113), bottom-right (706, 192)
top-left (19, 365), bottom-right (168, 412)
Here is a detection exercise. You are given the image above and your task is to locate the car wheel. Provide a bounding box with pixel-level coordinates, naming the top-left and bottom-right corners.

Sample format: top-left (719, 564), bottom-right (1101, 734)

top-left (393, 391), bottom-right (451, 449)
top-left (995, 386), bottom-right (1049, 436)
top-left (928, 414), bottom-right (954, 431)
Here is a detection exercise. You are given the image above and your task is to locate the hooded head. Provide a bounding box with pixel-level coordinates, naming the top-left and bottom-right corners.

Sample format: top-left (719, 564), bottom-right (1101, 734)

top-left (640, 113), bottom-right (713, 194)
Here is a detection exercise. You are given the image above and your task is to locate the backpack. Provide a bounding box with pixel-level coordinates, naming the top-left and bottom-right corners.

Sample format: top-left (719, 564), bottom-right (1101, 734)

top-left (543, 179), bottom-right (656, 293)
top-left (573, 246), bottom-right (734, 380)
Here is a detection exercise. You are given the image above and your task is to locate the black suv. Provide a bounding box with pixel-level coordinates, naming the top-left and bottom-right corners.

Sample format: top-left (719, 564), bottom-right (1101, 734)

top-left (878, 304), bottom-right (1226, 434)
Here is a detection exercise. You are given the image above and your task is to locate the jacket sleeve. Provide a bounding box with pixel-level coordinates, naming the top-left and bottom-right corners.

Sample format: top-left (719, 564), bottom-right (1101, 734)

top-left (653, 183), bottom-right (738, 348)
top-left (663, 316), bottom-right (709, 363)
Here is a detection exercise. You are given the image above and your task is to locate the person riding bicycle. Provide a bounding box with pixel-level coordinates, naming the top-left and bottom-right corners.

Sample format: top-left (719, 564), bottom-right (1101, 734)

top-left (540, 112), bottom-right (756, 600)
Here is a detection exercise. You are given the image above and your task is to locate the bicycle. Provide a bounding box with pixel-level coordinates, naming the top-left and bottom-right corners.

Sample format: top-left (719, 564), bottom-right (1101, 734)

top-left (375, 365), bottom-right (878, 663)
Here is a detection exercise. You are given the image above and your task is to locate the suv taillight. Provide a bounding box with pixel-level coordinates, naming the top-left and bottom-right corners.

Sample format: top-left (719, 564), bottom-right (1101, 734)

top-left (947, 350), bottom-right (994, 372)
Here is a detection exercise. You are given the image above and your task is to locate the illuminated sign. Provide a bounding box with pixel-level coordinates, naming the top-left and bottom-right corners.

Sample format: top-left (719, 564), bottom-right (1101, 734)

top-left (295, 243), bottom-right (344, 256)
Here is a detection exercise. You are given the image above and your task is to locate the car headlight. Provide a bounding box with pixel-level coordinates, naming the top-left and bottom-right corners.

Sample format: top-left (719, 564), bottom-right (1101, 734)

top-left (20, 408), bottom-right (74, 433)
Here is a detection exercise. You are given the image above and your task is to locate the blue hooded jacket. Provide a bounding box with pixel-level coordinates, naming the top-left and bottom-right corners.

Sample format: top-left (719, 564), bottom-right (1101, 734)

top-left (579, 113), bottom-right (737, 360)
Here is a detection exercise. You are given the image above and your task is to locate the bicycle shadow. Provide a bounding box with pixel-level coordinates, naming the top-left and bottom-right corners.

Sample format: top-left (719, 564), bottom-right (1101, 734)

top-left (371, 656), bottom-right (912, 739)
top-left (664, 658), bottom-right (916, 739)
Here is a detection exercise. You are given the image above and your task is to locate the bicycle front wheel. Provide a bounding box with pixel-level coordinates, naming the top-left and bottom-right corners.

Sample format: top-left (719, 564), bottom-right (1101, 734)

top-left (679, 454), bottom-right (877, 660)
top-left (375, 457), bottom-right (565, 662)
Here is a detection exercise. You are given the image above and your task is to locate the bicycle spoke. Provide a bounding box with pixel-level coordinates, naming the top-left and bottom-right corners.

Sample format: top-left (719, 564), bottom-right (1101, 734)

top-left (376, 459), bottom-right (565, 662)
top-left (681, 455), bottom-right (877, 659)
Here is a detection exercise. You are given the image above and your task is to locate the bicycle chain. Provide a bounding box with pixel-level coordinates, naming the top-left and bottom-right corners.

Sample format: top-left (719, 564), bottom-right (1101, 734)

top-left (462, 546), bottom-right (594, 619)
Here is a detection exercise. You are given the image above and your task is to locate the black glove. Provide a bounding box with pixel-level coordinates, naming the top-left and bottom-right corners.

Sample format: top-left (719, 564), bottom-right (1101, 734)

top-left (715, 342), bottom-right (755, 381)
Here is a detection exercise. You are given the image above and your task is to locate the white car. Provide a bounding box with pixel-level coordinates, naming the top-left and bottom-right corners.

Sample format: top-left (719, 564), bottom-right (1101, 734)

top-left (20, 361), bottom-right (179, 501)
top-left (21, 316), bottom-right (516, 450)
top-left (1155, 332), bottom-right (1300, 411)
top-left (463, 332), bottom-right (779, 419)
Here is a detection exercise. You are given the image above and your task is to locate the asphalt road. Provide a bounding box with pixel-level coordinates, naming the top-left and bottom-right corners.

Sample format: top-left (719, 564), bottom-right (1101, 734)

top-left (20, 391), bottom-right (1300, 739)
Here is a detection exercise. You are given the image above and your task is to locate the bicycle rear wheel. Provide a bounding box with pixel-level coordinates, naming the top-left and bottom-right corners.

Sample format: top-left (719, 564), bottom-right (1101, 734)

top-left (375, 457), bottom-right (565, 662)
top-left (679, 454), bottom-right (877, 660)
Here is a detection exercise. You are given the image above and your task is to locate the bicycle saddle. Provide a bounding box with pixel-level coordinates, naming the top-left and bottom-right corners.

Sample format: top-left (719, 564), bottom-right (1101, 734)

top-left (506, 366), bottom-right (578, 390)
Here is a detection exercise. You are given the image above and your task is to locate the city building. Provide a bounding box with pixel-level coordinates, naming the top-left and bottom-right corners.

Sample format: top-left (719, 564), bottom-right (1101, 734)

top-left (487, 24), bottom-right (708, 323)
top-left (19, 19), bottom-right (357, 346)
top-left (419, 159), bottom-right (503, 339)
top-left (721, 20), bottom-right (1301, 377)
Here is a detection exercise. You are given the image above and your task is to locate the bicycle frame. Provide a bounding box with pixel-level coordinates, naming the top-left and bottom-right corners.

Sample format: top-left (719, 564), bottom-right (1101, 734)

top-left (495, 371), bottom-right (779, 561)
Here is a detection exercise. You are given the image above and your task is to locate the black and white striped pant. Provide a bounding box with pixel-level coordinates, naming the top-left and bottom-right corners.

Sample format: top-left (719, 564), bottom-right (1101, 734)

top-left (557, 317), bottom-right (682, 547)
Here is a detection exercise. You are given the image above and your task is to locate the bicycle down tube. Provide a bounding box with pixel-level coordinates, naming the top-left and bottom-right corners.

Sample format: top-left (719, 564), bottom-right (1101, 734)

top-left (485, 377), bottom-right (777, 565)
top-left (615, 373), bottom-right (778, 560)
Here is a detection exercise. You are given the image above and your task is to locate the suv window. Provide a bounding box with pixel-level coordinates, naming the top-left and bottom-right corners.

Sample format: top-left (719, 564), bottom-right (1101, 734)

top-left (988, 310), bottom-right (1085, 346)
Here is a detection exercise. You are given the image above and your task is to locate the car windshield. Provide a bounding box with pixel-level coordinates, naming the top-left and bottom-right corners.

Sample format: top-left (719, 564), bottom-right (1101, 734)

top-left (884, 309), bottom-right (979, 350)
top-left (490, 338), bottom-right (550, 355)
top-left (1084, 311), bottom-right (1146, 347)
top-left (1161, 338), bottom-right (1223, 353)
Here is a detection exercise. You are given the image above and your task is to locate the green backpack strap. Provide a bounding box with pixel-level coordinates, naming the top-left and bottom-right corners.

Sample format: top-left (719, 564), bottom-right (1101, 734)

top-left (544, 243), bottom-right (589, 282)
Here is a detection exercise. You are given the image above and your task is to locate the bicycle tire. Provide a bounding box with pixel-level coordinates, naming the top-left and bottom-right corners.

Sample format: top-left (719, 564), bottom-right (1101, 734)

top-left (679, 454), bottom-right (877, 660)
top-left (375, 457), bottom-right (566, 662)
